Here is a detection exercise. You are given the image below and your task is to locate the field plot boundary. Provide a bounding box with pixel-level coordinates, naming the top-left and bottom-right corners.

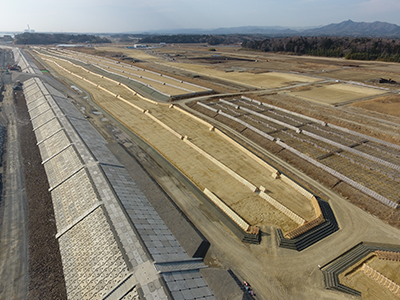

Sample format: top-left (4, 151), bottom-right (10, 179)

top-left (34, 49), bottom-right (342, 250)
top-left (197, 97), bottom-right (399, 209)
top-left (286, 82), bottom-right (387, 106)
top-left (38, 48), bottom-right (213, 100)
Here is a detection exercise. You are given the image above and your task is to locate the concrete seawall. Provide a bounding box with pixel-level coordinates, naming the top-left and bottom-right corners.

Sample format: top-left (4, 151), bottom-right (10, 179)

top-left (23, 75), bottom-right (217, 300)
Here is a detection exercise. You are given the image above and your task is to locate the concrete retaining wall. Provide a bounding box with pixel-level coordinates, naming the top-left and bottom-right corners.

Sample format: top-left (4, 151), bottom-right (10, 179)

top-left (197, 102), bottom-right (218, 113)
top-left (276, 139), bottom-right (399, 209)
top-left (361, 263), bottom-right (400, 296)
top-left (258, 191), bottom-right (305, 225)
top-left (375, 250), bottom-right (400, 261)
top-left (280, 174), bottom-right (314, 199)
top-left (217, 110), bottom-right (275, 141)
top-left (239, 106), bottom-right (299, 131)
top-left (284, 214), bottom-right (325, 239)
top-left (204, 188), bottom-right (250, 232)
top-left (328, 123), bottom-right (400, 151)
top-left (302, 130), bottom-right (400, 171)
top-left (183, 137), bottom-right (258, 192)
top-left (241, 96), bottom-right (327, 126)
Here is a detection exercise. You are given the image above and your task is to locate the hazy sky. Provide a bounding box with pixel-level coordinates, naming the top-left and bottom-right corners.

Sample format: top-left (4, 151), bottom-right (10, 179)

top-left (1, 0), bottom-right (400, 33)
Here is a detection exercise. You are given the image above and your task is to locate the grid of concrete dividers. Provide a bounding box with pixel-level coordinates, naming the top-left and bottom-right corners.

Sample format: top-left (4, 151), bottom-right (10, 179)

top-left (36, 48), bottom-right (213, 99)
top-left (35, 50), bottom-right (261, 243)
top-left (35, 48), bottom-right (333, 249)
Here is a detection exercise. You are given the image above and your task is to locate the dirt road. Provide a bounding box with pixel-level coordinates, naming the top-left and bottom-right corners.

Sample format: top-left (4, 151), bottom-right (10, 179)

top-left (0, 84), bottom-right (28, 300)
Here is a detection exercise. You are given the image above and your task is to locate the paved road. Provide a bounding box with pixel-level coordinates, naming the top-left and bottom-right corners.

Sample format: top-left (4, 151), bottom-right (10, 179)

top-left (0, 84), bottom-right (28, 300)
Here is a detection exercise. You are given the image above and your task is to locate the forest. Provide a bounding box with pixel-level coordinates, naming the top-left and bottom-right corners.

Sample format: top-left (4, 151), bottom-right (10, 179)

top-left (140, 34), bottom-right (255, 45)
top-left (241, 36), bottom-right (400, 62)
top-left (13, 33), bottom-right (111, 45)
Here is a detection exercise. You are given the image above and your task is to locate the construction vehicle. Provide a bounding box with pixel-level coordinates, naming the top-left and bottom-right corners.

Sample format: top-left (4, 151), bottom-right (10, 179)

top-left (7, 64), bottom-right (22, 72)
top-left (12, 80), bottom-right (23, 90)
top-left (379, 77), bottom-right (397, 84)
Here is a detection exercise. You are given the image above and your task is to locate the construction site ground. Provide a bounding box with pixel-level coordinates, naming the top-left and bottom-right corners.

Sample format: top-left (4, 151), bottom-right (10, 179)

top-left (34, 51), bottom-right (313, 233)
top-left (24, 45), bottom-right (400, 300)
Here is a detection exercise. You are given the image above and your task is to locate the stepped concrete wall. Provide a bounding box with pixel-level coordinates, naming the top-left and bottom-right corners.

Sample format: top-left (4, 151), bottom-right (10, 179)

top-left (361, 263), bottom-right (400, 297)
top-left (204, 188), bottom-right (250, 232)
top-left (22, 75), bottom-right (217, 300)
top-left (258, 191), bottom-right (305, 225)
top-left (375, 250), bottom-right (400, 261)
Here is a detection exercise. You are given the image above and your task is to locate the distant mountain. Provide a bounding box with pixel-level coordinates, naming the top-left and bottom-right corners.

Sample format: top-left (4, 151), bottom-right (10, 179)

top-left (128, 26), bottom-right (302, 36)
top-left (301, 20), bottom-right (400, 37)
top-left (128, 20), bottom-right (400, 38)
top-left (209, 26), bottom-right (298, 35)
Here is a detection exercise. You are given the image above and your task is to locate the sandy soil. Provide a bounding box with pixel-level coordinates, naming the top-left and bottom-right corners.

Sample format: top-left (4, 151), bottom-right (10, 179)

top-left (38, 52), bottom-right (316, 234)
top-left (288, 82), bottom-right (386, 105)
top-left (159, 62), bottom-right (321, 89)
top-left (340, 255), bottom-right (400, 300)
top-left (51, 49), bottom-right (210, 94)
top-left (351, 95), bottom-right (400, 117)
top-left (29, 45), bottom-right (400, 300)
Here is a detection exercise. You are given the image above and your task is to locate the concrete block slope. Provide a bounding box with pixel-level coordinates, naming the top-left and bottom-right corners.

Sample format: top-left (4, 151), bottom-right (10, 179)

top-left (22, 74), bottom-right (217, 300)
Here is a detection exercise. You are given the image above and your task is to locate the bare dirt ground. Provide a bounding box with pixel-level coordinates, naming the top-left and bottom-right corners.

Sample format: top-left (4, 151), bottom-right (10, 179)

top-left (352, 94), bottom-right (400, 117)
top-left (30, 45), bottom-right (400, 300)
top-left (37, 52), bottom-right (315, 234)
top-left (340, 254), bottom-right (400, 300)
top-left (15, 89), bottom-right (67, 300)
top-left (287, 82), bottom-right (386, 105)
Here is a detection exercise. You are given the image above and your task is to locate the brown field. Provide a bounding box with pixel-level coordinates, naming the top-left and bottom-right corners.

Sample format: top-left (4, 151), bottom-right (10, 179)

top-left (37, 51), bottom-right (317, 234)
top-left (287, 82), bottom-right (386, 105)
top-left (352, 95), bottom-right (400, 117)
top-left (33, 45), bottom-right (400, 300)
top-left (340, 255), bottom-right (400, 300)
top-left (160, 62), bottom-right (321, 89)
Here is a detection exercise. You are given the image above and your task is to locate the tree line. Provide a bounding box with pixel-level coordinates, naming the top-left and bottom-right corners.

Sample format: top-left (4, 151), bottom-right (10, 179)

top-left (241, 36), bottom-right (400, 62)
top-left (13, 33), bottom-right (111, 45)
top-left (140, 34), bottom-right (256, 45)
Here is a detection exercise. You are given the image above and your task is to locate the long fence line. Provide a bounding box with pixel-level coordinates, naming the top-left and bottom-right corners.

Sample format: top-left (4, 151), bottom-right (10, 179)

top-left (276, 140), bottom-right (398, 209)
top-left (37, 50), bottom-right (170, 99)
top-left (37, 53), bottom-right (167, 106)
top-left (211, 98), bottom-right (399, 209)
top-left (37, 51), bottom-right (336, 241)
top-left (54, 48), bottom-right (212, 93)
top-left (62, 48), bottom-right (210, 91)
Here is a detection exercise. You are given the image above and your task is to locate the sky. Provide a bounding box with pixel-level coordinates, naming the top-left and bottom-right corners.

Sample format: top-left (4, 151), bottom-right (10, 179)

top-left (1, 0), bottom-right (400, 33)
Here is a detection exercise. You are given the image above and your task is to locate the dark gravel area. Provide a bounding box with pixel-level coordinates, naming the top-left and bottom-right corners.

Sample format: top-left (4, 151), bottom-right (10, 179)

top-left (14, 90), bottom-right (67, 300)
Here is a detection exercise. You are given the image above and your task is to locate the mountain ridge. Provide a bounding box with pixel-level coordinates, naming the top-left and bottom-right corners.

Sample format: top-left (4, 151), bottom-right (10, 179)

top-left (128, 20), bottom-right (400, 37)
